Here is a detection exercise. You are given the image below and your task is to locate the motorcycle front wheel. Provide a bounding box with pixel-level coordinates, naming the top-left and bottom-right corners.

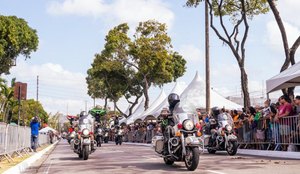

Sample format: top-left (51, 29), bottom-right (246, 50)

top-left (184, 147), bottom-right (200, 171)
top-left (163, 157), bottom-right (174, 165)
top-left (83, 145), bottom-right (89, 160)
top-left (226, 141), bottom-right (238, 156)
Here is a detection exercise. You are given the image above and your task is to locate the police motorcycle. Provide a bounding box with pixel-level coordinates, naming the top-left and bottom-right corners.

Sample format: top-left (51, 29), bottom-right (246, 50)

top-left (203, 107), bottom-right (238, 156)
top-left (103, 128), bottom-right (110, 143)
top-left (115, 126), bottom-right (123, 145)
top-left (89, 108), bottom-right (106, 147)
top-left (71, 111), bottom-right (97, 160)
top-left (152, 93), bottom-right (201, 171)
top-left (95, 123), bottom-right (103, 147)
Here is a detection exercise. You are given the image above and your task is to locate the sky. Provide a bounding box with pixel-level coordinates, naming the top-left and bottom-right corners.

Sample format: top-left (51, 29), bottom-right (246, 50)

top-left (0, 0), bottom-right (299, 115)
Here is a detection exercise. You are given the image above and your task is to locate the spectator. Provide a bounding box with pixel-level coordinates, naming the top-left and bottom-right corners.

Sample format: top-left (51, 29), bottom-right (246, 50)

top-left (294, 96), bottom-right (300, 115)
top-left (276, 95), bottom-right (294, 151)
top-left (30, 116), bottom-right (40, 152)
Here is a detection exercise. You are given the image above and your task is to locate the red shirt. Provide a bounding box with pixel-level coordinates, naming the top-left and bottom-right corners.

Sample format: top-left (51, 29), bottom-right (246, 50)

top-left (278, 103), bottom-right (293, 125)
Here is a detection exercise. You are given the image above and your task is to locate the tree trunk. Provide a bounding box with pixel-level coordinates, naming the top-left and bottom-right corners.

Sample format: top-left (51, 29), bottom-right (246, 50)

top-left (290, 36), bottom-right (300, 65)
top-left (240, 67), bottom-right (251, 109)
top-left (128, 96), bottom-right (140, 117)
top-left (267, 0), bottom-right (290, 73)
top-left (143, 76), bottom-right (149, 111)
top-left (104, 97), bottom-right (108, 110)
top-left (287, 36), bottom-right (300, 97)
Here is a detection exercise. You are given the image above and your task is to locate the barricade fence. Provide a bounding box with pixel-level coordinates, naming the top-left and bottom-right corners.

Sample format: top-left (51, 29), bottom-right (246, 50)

top-left (0, 122), bottom-right (51, 161)
top-left (121, 115), bottom-right (300, 151)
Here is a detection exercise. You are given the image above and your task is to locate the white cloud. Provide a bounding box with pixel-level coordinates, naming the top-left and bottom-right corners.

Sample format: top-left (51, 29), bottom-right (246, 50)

top-left (266, 20), bottom-right (300, 52)
top-left (47, 0), bottom-right (108, 17)
top-left (179, 44), bottom-right (203, 63)
top-left (5, 61), bottom-right (98, 115)
top-left (4, 61), bottom-right (137, 115)
top-left (47, 0), bottom-right (174, 28)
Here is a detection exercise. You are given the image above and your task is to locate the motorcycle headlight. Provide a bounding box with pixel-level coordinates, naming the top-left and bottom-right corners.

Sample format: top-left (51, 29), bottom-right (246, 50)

top-left (226, 125), bottom-right (233, 132)
top-left (98, 129), bottom-right (102, 133)
top-left (83, 129), bottom-right (90, 136)
top-left (70, 132), bottom-right (75, 138)
top-left (183, 119), bottom-right (194, 131)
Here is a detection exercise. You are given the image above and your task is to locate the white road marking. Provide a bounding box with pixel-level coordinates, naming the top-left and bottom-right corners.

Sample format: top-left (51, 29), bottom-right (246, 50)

top-left (43, 159), bottom-right (53, 174)
top-left (206, 170), bottom-right (227, 174)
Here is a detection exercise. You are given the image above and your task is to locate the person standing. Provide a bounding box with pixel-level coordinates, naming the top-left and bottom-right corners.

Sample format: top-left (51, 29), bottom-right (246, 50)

top-left (30, 116), bottom-right (40, 152)
top-left (294, 96), bottom-right (300, 115)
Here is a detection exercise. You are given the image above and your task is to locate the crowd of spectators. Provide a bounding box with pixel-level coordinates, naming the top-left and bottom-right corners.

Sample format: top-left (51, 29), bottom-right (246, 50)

top-left (121, 95), bottom-right (300, 151)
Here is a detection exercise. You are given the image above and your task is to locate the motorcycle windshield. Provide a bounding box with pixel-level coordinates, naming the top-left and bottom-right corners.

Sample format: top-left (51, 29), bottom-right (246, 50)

top-left (173, 103), bottom-right (199, 124)
top-left (78, 114), bottom-right (94, 132)
top-left (218, 113), bottom-right (233, 127)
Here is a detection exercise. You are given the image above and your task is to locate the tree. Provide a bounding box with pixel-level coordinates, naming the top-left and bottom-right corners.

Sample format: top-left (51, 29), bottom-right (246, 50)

top-left (129, 20), bottom-right (186, 109)
top-left (0, 78), bottom-right (17, 122)
top-left (87, 21), bottom-right (186, 114)
top-left (0, 15), bottom-right (39, 75)
top-left (11, 99), bottom-right (48, 126)
top-left (87, 24), bottom-right (143, 117)
top-left (267, 0), bottom-right (300, 97)
top-left (186, 0), bottom-right (269, 109)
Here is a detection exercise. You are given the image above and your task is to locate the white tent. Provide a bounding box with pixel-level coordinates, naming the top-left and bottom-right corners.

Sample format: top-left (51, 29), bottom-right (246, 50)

top-left (266, 61), bottom-right (300, 93)
top-left (39, 126), bottom-right (57, 134)
top-left (179, 72), bottom-right (242, 113)
top-left (139, 90), bottom-right (167, 121)
top-left (125, 97), bottom-right (145, 125)
top-left (144, 82), bottom-right (185, 119)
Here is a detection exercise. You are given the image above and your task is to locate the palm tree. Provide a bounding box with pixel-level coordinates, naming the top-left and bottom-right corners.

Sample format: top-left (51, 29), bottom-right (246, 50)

top-left (0, 78), bottom-right (16, 122)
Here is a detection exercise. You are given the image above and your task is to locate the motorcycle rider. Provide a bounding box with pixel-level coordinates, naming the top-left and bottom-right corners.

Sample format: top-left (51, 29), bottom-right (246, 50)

top-left (78, 111), bottom-right (96, 151)
top-left (160, 93), bottom-right (180, 155)
top-left (208, 107), bottom-right (220, 145)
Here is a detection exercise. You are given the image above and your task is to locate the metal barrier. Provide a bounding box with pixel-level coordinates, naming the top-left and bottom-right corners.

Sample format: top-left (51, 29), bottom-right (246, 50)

top-left (237, 115), bottom-right (300, 151)
top-left (274, 115), bottom-right (300, 147)
top-left (0, 123), bottom-right (51, 162)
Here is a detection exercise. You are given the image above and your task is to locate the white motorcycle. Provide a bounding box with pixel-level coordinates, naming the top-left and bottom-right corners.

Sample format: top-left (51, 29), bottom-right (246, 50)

top-left (152, 104), bottom-right (201, 171)
top-left (203, 113), bottom-right (238, 156)
top-left (71, 115), bottom-right (96, 160)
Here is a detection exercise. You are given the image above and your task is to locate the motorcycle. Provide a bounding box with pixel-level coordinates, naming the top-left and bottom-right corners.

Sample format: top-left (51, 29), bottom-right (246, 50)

top-left (203, 113), bottom-right (238, 156)
top-left (67, 131), bottom-right (76, 144)
top-left (103, 128), bottom-right (109, 143)
top-left (152, 104), bottom-right (201, 171)
top-left (71, 116), bottom-right (96, 160)
top-left (115, 128), bottom-right (123, 145)
top-left (95, 127), bottom-right (103, 147)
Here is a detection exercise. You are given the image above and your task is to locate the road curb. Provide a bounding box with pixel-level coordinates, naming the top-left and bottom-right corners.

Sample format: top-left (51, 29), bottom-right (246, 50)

top-left (236, 149), bottom-right (300, 160)
top-left (3, 141), bottom-right (59, 174)
top-left (124, 142), bottom-right (300, 160)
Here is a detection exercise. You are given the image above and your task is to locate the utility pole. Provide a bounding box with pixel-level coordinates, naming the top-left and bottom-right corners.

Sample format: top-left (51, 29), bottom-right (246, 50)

top-left (17, 86), bottom-right (21, 126)
top-left (85, 100), bottom-right (87, 112)
top-left (36, 76), bottom-right (39, 102)
top-left (205, 0), bottom-right (210, 114)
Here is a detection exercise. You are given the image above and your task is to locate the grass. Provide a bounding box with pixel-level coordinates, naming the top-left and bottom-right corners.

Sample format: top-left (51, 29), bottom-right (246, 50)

top-left (0, 144), bottom-right (50, 173)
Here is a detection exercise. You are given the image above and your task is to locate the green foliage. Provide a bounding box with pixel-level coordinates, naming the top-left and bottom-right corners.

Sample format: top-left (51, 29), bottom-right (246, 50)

top-left (87, 20), bottom-right (186, 112)
top-left (0, 15), bottom-right (39, 75)
top-left (186, 0), bottom-right (269, 21)
top-left (11, 99), bottom-right (48, 126)
top-left (131, 20), bottom-right (186, 87)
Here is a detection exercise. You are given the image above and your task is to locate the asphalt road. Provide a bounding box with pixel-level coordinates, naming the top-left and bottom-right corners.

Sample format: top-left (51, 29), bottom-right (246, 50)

top-left (23, 140), bottom-right (300, 174)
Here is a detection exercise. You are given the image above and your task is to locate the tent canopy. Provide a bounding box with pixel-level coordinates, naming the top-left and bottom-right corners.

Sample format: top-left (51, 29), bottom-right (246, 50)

top-left (144, 82), bottom-right (185, 119)
top-left (139, 90), bottom-right (166, 120)
top-left (266, 61), bottom-right (300, 93)
top-left (179, 72), bottom-right (242, 113)
top-left (40, 126), bottom-right (57, 133)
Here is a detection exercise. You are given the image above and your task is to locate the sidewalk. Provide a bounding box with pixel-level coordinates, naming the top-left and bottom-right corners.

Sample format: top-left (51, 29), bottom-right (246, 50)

top-left (2, 141), bottom-right (58, 174)
top-left (124, 142), bottom-right (300, 160)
